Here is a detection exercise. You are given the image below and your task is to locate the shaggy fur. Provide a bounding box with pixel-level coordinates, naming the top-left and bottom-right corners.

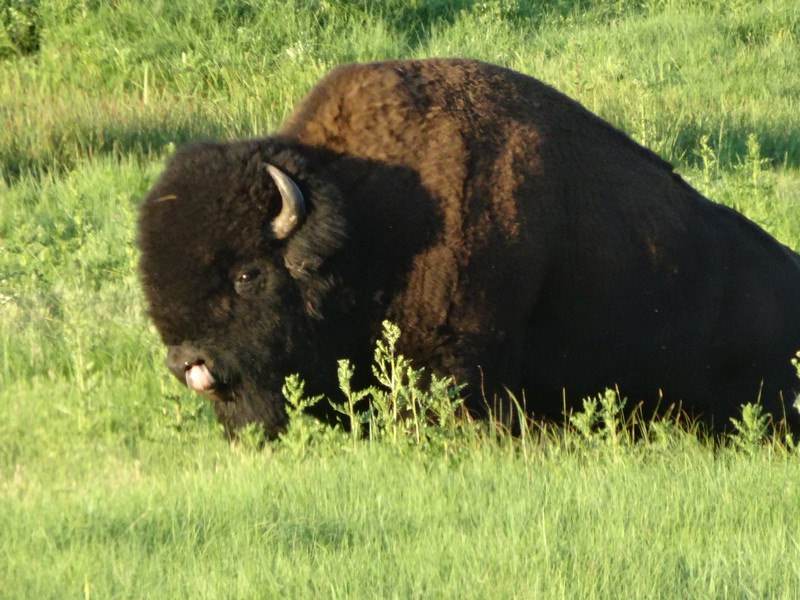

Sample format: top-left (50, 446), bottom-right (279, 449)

top-left (139, 58), bottom-right (800, 437)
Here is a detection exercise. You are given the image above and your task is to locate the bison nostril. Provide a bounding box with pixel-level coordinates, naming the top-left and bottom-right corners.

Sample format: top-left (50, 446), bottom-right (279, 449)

top-left (183, 358), bottom-right (204, 371)
top-left (166, 345), bottom-right (212, 383)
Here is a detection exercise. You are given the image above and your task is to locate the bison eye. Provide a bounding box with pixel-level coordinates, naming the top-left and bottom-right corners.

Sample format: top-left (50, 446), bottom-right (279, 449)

top-left (234, 266), bottom-right (261, 295)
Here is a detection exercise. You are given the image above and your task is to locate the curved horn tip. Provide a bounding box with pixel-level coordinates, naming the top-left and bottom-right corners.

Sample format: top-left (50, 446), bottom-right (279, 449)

top-left (264, 163), bottom-right (306, 239)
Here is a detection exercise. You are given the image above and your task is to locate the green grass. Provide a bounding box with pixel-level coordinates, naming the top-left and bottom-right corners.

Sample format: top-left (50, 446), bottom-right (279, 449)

top-left (6, 441), bottom-right (800, 598)
top-left (2, 0), bottom-right (800, 597)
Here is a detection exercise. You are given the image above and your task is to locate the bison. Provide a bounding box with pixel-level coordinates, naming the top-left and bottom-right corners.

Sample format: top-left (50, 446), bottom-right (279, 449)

top-left (138, 58), bottom-right (800, 438)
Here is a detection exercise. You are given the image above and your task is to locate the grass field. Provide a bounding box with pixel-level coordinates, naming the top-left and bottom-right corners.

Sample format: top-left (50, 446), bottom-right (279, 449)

top-left (2, 0), bottom-right (800, 597)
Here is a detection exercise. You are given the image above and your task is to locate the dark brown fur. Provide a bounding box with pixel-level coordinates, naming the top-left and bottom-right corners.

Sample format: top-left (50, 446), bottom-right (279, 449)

top-left (139, 58), bottom-right (800, 437)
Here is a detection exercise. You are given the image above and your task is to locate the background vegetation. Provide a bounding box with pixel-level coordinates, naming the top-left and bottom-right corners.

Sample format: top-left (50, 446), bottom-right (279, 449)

top-left (2, 0), bottom-right (800, 597)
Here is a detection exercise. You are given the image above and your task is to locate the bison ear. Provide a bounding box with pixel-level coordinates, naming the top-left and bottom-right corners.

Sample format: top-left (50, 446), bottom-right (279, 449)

top-left (263, 163), bottom-right (306, 239)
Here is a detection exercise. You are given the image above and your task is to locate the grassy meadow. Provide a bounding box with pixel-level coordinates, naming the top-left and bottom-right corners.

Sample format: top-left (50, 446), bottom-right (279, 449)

top-left (2, 0), bottom-right (800, 597)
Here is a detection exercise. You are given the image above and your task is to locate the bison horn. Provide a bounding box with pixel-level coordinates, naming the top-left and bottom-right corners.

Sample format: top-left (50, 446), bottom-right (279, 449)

top-left (264, 163), bottom-right (306, 239)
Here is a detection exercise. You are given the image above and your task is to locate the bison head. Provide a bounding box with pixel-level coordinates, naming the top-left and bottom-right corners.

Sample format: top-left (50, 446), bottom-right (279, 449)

top-left (138, 140), bottom-right (349, 438)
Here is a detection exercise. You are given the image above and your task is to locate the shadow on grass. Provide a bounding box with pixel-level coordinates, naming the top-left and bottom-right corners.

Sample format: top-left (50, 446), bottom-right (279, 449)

top-left (670, 121), bottom-right (800, 170)
top-left (1, 117), bottom-right (228, 185)
top-left (5, 107), bottom-right (798, 189)
top-left (355, 0), bottom-right (665, 53)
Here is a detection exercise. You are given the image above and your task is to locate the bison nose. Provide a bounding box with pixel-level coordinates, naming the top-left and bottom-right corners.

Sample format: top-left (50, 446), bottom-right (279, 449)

top-left (166, 345), bottom-right (217, 392)
top-left (166, 344), bottom-right (210, 383)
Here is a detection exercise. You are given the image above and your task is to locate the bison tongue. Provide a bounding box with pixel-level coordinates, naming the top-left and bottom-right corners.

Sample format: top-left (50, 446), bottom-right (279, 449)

top-left (185, 363), bottom-right (215, 392)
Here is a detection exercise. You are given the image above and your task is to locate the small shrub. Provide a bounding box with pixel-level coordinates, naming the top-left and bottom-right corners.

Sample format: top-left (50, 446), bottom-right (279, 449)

top-left (570, 388), bottom-right (631, 448)
top-left (273, 321), bottom-right (470, 453)
top-left (728, 403), bottom-right (770, 454)
top-left (570, 396), bottom-right (600, 440)
top-left (792, 351), bottom-right (800, 416)
top-left (276, 373), bottom-right (337, 456)
top-left (336, 358), bottom-right (372, 443)
top-left (343, 321), bottom-right (470, 450)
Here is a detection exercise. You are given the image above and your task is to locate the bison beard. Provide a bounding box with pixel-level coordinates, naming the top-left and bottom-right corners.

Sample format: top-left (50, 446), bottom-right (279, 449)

top-left (138, 58), bottom-right (800, 439)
